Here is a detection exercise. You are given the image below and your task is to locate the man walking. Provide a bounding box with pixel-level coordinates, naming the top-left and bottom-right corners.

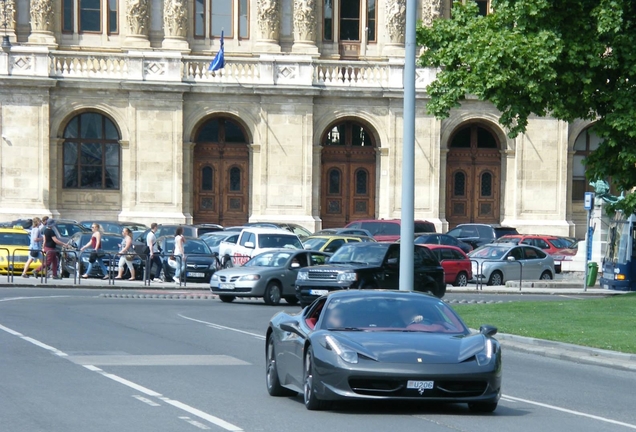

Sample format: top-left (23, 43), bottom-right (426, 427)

top-left (34, 219), bottom-right (66, 279)
top-left (147, 223), bottom-right (163, 282)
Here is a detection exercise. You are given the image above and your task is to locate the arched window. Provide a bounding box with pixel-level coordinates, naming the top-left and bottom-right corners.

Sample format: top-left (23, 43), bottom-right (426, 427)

top-left (62, 0), bottom-right (118, 34)
top-left (355, 169), bottom-right (368, 195)
top-left (451, 125), bottom-right (498, 149)
top-left (328, 169), bottom-right (341, 194)
top-left (63, 112), bottom-right (120, 189)
top-left (201, 166), bottom-right (214, 190)
top-left (323, 121), bottom-right (374, 147)
top-left (229, 167), bottom-right (241, 191)
top-left (196, 118), bottom-right (248, 143)
top-left (572, 127), bottom-right (602, 201)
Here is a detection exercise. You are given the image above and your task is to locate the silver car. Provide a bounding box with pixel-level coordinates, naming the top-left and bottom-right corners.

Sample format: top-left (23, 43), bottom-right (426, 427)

top-left (468, 243), bottom-right (555, 286)
top-left (210, 249), bottom-right (331, 306)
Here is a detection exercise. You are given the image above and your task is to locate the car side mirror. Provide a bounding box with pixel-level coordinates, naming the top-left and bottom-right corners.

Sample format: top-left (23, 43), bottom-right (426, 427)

top-left (479, 325), bottom-right (498, 337)
top-left (244, 241), bottom-right (255, 249)
top-left (507, 256), bottom-right (515, 261)
top-left (387, 257), bottom-right (398, 267)
top-left (280, 321), bottom-right (303, 337)
top-left (291, 262), bottom-right (300, 268)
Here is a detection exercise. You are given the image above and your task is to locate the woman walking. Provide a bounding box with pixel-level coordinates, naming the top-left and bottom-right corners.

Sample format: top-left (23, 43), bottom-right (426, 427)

top-left (80, 223), bottom-right (109, 279)
top-left (22, 217), bottom-right (42, 278)
top-left (115, 228), bottom-right (136, 280)
top-left (173, 226), bottom-right (185, 284)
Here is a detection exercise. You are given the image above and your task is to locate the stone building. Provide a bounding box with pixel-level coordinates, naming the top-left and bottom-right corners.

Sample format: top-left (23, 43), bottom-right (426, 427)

top-left (0, 0), bottom-right (595, 237)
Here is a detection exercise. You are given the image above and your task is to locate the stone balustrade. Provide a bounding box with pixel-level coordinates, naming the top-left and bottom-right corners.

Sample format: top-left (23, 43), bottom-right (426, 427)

top-left (0, 48), bottom-right (436, 90)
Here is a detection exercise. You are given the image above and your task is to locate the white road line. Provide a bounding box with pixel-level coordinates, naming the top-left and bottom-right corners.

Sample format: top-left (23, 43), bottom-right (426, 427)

top-left (133, 395), bottom-right (161, 407)
top-left (503, 394), bottom-right (636, 430)
top-left (0, 295), bottom-right (72, 303)
top-left (162, 398), bottom-right (242, 431)
top-left (20, 336), bottom-right (68, 357)
top-left (179, 314), bottom-right (266, 340)
top-left (98, 371), bottom-right (163, 397)
top-left (0, 323), bottom-right (23, 336)
top-left (179, 416), bottom-right (212, 430)
top-left (83, 365), bottom-right (103, 372)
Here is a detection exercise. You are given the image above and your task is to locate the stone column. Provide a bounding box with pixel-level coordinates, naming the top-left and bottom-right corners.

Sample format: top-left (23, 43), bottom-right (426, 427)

top-left (421, 0), bottom-right (442, 28)
top-left (28, 0), bottom-right (57, 47)
top-left (124, 0), bottom-right (151, 48)
top-left (292, 0), bottom-right (318, 54)
top-left (182, 141), bottom-right (195, 224)
top-left (162, 0), bottom-right (189, 51)
top-left (383, 0), bottom-right (406, 57)
top-left (0, 0), bottom-right (16, 44)
top-left (255, 0), bottom-right (281, 53)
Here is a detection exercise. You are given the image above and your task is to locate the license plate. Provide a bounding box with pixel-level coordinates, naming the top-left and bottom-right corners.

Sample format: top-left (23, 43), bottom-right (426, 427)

top-left (187, 272), bottom-right (205, 278)
top-left (407, 380), bottom-right (434, 390)
top-left (603, 284), bottom-right (609, 289)
top-left (218, 282), bottom-right (235, 290)
top-left (109, 266), bottom-right (118, 272)
top-left (309, 289), bottom-right (329, 296)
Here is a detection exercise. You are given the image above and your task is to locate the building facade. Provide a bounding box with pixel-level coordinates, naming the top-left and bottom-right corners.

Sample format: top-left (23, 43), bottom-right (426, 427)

top-left (0, 0), bottom-right (594, 237)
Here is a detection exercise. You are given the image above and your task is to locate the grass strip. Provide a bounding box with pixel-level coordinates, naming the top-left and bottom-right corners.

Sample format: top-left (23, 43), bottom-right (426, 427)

top-left (453, 293), bottom-right (636, 354)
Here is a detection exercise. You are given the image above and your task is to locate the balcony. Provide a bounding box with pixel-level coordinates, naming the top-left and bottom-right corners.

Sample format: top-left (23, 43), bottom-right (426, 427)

top-left (0, 47), bottom-right (437, 91)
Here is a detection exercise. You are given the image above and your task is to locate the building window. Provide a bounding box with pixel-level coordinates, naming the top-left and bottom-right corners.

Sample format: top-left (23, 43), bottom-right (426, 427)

top-left (62, 0), bottom-right (118, 34)
top-left (194, 0), bottom-right (249, 40)
top-left (63, 112), bottom-right (121, 189)
top-left (572, 127), bottom-right (603, 201)
top-left (328, 169), bottom-right (341, 194)
top-left (323, 121), bottom-right (374, 147)
top-left (322, 0), bottom-right (377, 44)
top-left (229, 167), bottom-right (241, 191)
top-left (201, 166), bottom-right (214, 191)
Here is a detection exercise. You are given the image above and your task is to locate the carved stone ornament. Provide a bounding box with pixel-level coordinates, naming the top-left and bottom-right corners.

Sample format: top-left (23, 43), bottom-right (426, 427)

top-left (257, 0), bottom-right (280, 40)
top-left (293, 0), bottom-right (316, 42)
top-left (126, 0), bottom-right (150, 36)
top-left (421, 0), bottom-right (442, 27)
top-left (30, 0), bottom-right (54, 32)
top-left (163, 0), bottom-right (188, 38)
top-left (385, 0), bottom-right (406, 44)
top-left (0, 0), bottom-right (16, 31)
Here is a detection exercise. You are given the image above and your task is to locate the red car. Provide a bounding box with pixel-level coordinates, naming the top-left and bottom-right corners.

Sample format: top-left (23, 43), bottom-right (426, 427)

top-left (345, 219), bottom-right (436, 242)
top-left (418, 244), bottom-right (472, 287)
top-left (494, 234), bottom-right (577, 273)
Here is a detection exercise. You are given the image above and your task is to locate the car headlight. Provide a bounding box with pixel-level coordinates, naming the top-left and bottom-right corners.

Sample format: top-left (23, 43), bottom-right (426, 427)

top-left (337, 272), bottom-right (357, 282)
top-left (296, 271), bottom-right (308, 280)
top-left (208, 263), bottom-right (217, 270)
top-left (239, 274), bottom-right (261, 281)
top-left (210, 273), bottom-right (219, 281)
top-left (475, 339), bottom-right (493, 366)
top-left (325, 335), bottom-right (358, 364)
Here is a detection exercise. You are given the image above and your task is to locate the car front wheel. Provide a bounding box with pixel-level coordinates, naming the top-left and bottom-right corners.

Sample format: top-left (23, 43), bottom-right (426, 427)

top-left (487, 271), bottom-right (503, 286)
top-left (264, 281), bottom-right (282, 306)
top-left (304, 347), bottom-right (329, 410)
top-left (219, 295), bottom-right (235, 303)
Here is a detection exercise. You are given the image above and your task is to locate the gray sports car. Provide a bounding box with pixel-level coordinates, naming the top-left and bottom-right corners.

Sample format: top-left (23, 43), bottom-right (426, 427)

top-left (210, 249), bottom-right (331, 305)
top-left (266, 290), bottom-right (502, 411)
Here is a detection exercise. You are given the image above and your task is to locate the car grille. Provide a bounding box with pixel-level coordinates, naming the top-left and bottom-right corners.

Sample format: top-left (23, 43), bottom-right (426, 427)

top-left (218, 275), bottom-right (241, 282)
top-left (348, 378), bottom-right (488, 398)
top-left (186, 263), bottom-right (209, 269)
top-left (306, 270), bottom-right (339, 280)
top-left (7, 255), bottom-right (28, 263)
top-left (602, 270), bottom-right (614, 280)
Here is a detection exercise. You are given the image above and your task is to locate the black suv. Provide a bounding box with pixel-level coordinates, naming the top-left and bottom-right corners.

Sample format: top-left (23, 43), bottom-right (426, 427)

top-left (446, 223), bottom-right (518, 249)
top-left (294, 242), bottom-right (445, 307)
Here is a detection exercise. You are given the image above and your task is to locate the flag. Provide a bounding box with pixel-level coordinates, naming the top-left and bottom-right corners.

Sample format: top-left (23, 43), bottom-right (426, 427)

top-left (208, 31), bottom-right (225, 71)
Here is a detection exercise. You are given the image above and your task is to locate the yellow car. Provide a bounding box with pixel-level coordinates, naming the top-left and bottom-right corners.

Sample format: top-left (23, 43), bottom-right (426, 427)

top-left (302, 234), bottom-right (376, 254)
top-left (0, 227), bottom-right (41, 275)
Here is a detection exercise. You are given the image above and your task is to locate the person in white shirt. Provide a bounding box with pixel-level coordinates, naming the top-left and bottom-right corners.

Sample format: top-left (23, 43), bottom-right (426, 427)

top-left (147, 223), bottom-right (163, 282)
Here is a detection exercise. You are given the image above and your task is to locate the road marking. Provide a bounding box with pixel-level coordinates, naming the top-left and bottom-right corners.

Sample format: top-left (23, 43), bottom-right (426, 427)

top-left (503, 394), bottom-right (636, 429)
top-left (133, 395), bottom-right (161, 407)
top-left (0, 295), bottom-right (71, 303)
top-left (179, 416), bottom-right (212, 430)
top-left (68, 354), bottom-right (250, 366)
top-left (0, 321), bottom-right (244, 432)
top-left (179, 314), bottom-right (266, 340)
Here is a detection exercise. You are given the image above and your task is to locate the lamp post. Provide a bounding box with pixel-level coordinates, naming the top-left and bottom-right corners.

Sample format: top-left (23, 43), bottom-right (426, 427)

top-left (1, 0), bottom-right (11, 50)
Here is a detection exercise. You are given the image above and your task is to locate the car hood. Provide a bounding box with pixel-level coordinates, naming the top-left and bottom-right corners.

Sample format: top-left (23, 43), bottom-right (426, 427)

top-left (216, 266), bottom-right (280, 276)
top-left (325, 331), bottom-right (487, 365)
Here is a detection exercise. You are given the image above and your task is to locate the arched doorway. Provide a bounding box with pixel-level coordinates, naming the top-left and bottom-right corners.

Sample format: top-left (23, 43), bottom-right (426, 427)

top-left (320, 120), bottom-right (376, 228)
top-left (193, 117), bottom-right (250, 226)
top-left (446, 123), bottom-right (501, 227)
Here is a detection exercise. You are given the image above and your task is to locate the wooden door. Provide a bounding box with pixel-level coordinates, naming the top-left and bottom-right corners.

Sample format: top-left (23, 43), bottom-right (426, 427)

top-left (320, 121), bottom-right (376, 228)
top-left (446, 125), bottom-right (501, 227)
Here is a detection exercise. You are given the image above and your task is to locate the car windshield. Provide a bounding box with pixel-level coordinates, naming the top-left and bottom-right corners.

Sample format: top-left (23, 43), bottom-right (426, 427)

top-left (0, 232), bottom-right (29, 246)
top-left (360, 222), bottom-right (400, 236)
top-left (548, 238), bottom-right (571, 249)
top-left (322, 295), bottom-right (467, 333)
top-left (203, 234), bottom-right (232, 247)
top-left (55, 223), bottom-right (85, 237)
top-left (164, 239), bottom-right (212, 254)
top-left (257, 234), bottom-right (302, 249)
top-left (468, 245), bottom-right (507, 260)
top-left (328, 243), bottom-right (388, 265)
top-left (244, 251), bottom-right (292, 267)
top-left (100, 236), bottom-right (123, 252)
top-left (494, 227), bottom-right (519, 238)
top-left (303, 238), bottom-right (328, 250)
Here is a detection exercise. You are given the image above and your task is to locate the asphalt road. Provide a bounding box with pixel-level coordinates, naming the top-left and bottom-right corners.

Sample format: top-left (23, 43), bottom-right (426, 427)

top-left (1, 289), bottom-right (634, 432)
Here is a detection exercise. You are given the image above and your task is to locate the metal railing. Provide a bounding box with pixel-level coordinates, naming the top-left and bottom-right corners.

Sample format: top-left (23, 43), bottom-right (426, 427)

top-left (470, 258), bottom-right (523, 291)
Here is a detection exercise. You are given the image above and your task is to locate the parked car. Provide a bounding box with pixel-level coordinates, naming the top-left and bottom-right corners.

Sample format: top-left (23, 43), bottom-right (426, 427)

top-left (156, 236), bottom-right (217, 283)
top-left (136, 224), bottom-right (225, 245)
top-left (468, 243), bottom-right (555, 286)
top-left (219, 227), bottom-right (303, 267)
top-left (63, 232), bottom-right (142, 279)
top-left (345, 219), bottom-right (436, 242)
top-left (420, 244), bottom-right (472, 286)
top-left (210, 249), bottom-right (331, 305)
top-left (302, 234), bottom-right (375, 254)
top-left (266, 290), bottom-right (502, 412)
top-left (493, 234), bottom-right (577, 273)
top-left (0, 227), bottom-right (41, 275)
top-left (295, 242), bottom-right (445, 307)
top-left (201, 231), bottom-right (240, 255)
top-left (244, 222), bottom-right (312, 240)
top-left (79, 220), bottom-right (149, 234)
top-left (49, 219), bottom-right (92, 244)
top-left (447, 224), bottom-right (519, 249)
top-left (414, 233), bottom-right (473, 254)
top-left (312, 227), bottom-right (374, 238)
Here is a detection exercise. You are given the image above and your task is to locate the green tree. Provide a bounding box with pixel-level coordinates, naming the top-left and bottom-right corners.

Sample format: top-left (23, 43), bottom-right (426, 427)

top-left (417, 0), bottom-right (636, 213)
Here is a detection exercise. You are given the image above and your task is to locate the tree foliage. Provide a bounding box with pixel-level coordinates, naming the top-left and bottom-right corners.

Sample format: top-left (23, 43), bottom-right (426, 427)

top-left (417, 0), bottom-right (636, 213)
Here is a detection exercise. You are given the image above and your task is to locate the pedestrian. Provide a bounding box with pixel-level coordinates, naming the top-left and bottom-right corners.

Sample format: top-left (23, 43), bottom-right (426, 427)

top-left (22, 217), bottom-right (42, 278)
top-left (147, 222), bottom-right (163, 282)
top-left (80, 223), bottom-right (109, 279)
top-left (33, 219), bottom-right (65, 279)
top-left (172, 226), bottom-right (185, 284)
top-left (115, 227), bottom-right (136, 280)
